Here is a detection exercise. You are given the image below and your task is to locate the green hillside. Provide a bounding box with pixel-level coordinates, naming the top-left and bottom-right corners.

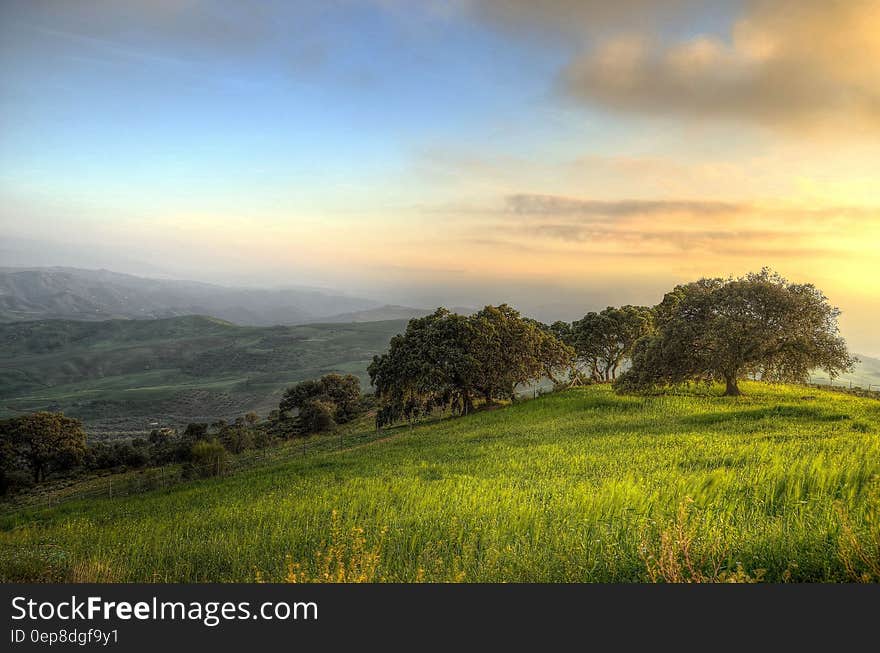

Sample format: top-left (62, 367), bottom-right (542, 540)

top-left (2, 382), bottom-right (879, 582)
top-left (0, 316), bottom-right (407, 435)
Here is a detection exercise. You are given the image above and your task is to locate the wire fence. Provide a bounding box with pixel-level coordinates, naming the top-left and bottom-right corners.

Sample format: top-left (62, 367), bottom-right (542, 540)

top-left (0, 427), bottom-right (388, 517)
top-left (2, 379), bottom-right (878, 518)
top-left (806, 376), bottom-right (880, 392)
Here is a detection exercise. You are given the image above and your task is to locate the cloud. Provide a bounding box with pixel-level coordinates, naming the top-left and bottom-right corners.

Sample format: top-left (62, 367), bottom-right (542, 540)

top-left (469, 0), bottom-right (880, 132)
top-left (505, 194), bottom-right (744, 218)
top-left (564, 1), bottom-right (880, 131)
top-left (471, 192), bottom-right (880, 264)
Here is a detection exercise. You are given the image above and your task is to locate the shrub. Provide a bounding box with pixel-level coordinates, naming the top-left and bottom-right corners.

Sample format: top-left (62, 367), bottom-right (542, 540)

top-left (219, 424), bottom-right (254, 454)
top-left (189, 440), bottom-right (227, 477)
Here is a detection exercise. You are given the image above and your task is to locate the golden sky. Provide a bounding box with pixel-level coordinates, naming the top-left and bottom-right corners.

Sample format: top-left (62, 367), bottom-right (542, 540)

top-left (1, 1), bottom-right (878, 352)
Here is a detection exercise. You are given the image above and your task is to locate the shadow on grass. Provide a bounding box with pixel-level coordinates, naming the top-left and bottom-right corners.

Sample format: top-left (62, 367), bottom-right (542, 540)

top-left (683, 404), bottom-right (851, 427)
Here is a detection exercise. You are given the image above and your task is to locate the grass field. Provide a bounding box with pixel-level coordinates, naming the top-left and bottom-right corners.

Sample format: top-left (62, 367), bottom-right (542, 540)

top-left (1, 382), bottom-right (879, 583)
top-left (0, 316), bottom-right (407, 435)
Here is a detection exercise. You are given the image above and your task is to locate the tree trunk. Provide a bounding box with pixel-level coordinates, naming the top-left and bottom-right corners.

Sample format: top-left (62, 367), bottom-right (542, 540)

top-left (724, 374), bottom-right (741, 396)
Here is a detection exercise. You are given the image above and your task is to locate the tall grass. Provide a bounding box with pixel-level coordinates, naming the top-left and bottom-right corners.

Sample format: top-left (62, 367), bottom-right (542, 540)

top-left (1, 382), bottom-right (879, 582)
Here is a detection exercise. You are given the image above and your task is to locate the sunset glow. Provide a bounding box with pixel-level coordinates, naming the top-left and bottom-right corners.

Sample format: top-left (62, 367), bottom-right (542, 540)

top-left (1, 1), bottom-right (878, 353)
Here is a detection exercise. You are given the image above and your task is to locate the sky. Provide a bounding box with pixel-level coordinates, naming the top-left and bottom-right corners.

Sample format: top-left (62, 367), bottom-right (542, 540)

top-left (1, 1), bottom-right (879, 354)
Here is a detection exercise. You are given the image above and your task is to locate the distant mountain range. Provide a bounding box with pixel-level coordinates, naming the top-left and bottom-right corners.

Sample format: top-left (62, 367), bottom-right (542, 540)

top-left (0, 267), bottom-right (387, 326)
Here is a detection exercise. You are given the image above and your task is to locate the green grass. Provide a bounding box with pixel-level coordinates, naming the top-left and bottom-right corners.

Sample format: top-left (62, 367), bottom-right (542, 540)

top-left (2, 382), bottom-right (879, 582)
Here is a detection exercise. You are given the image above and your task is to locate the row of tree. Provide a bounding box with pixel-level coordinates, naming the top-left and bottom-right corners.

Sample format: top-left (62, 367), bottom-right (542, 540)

top-left (368, 305), bottom-right (573, 428)
top-left (368, 269), bottom-right (856, 412)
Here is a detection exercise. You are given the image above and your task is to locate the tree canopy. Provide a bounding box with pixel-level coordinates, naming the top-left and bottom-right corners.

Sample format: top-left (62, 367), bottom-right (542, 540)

top-left (279, 373), bottom-right (363, 433)
top-left (369, 305), bottom-right (573, 428)
top-left (614, 269), bottom-right (857, 396)
top-left (0, 412), bottom-right (87, 483)
top-left (570, 305), bottom-right (654, 382)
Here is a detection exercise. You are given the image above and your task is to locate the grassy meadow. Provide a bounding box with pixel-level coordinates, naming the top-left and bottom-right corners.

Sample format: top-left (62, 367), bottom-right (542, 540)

top-left (2, 382), bottom-right (879, 582)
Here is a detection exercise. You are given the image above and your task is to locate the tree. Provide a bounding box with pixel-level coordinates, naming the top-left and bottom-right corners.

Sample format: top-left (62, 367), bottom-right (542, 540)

top-left (369, 309), bottom-right (479, 427)
top-left (548, 320), bottom-right (574, 345)
top-left (615, 269), bottom-right (857, 396)
top-left (219, 422), bottom-right (255, 454)
top-left (0, 412), bottom-right (87, 483)
top-left (279, 374), bottom-right (362, 425)
top-left (534, 322), bottom-right (578, 387)
top-left (0, 434), bottom-right (14, 494)
top-left (298, 399), bottom-right (337, 433)
top-left (279, 379), bottom-right (323, 415)
top-left (369, 305), bottom-right (573, 428)
top-left (183, 423), bottom-right (209, 442)
top-left (570, 306), bottom-right (654, 382)
top-left (318, 374), bottom-right (362, 423)
top-left (470, 304), bottom-right (555, 402)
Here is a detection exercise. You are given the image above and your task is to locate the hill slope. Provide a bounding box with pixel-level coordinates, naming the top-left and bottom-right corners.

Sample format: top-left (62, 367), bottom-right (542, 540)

top-left (2, 383), bottom-right (878, 582)
top-left (0, 316), bottom-right (406, 433)
top-left (316, 305), bottom-right (477, 323)
top-left (0, 267), bottom-right (379, 325)
top-left (315, 305), bottom-right (433, 323)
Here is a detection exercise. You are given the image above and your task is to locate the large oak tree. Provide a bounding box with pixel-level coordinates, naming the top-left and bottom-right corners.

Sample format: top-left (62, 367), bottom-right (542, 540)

top-left (615, 269), bottom-right (857, 396)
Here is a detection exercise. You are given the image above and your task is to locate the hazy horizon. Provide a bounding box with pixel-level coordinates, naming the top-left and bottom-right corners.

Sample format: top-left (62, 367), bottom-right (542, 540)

top-left (2, 2), bottom-right (879, 355)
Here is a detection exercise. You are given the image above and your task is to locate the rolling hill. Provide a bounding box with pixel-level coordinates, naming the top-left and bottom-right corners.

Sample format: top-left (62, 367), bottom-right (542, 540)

top-left (315, 305), bottom-right (433, 323)
top-left (1, 382), bottom-right (878, 582)
top-left (0, 267), bottom-right (379, 325)
top-left (0, 315), bottom-right (407, 435)
top-left (316, 305), bottom-right (477, 323)
top-left (1, 311), bottom-right (877, 437)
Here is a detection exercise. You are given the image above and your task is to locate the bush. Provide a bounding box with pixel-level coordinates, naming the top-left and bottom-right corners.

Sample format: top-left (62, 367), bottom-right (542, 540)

top-left (190, 440), bottom-right (227, 477)
top-left (219, 424), bottom-right (254, 454)
top-left (280, 374), bottom-right (362, 425)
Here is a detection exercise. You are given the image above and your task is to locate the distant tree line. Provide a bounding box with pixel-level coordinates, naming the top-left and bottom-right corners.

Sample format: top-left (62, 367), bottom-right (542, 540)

top-left (1, 373), bottom-right (370, 496)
